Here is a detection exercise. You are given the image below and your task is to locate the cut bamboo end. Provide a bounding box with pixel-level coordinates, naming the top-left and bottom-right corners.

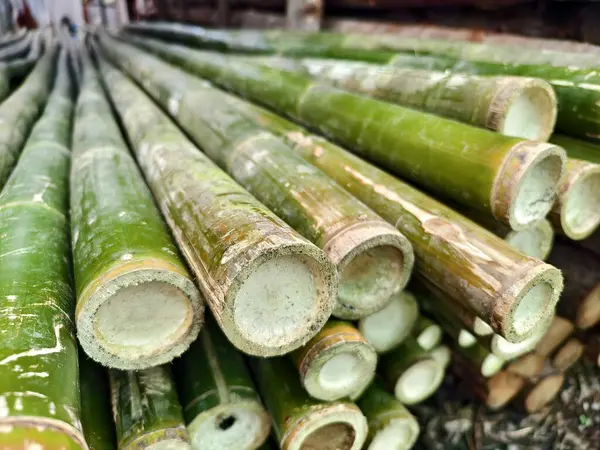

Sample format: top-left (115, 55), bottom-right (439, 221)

top-left (281, 403), bottom-right (368, 450)
top-left (489, 77), bottom-right (557, 141)
top-left (359, 291), bottom-right (419, 353)
top-left (492, 262), bottom-right (562, 343)
top-left (474, 317), bottom-right (495, 336)
top-left (492, 141), bottom-right (565, 230)
top-left (367, 417), bottom-right (419, 450)
top-left (490, 314), bottom-right (552, 360)
top-left (576, 283), bottom-right (600, 330)
top-left (415, 323), bottom-right (442, 351)
top-left (0, 417), bottom-right (89, 450)
top-left (76, 261), bottom-right (204, 370)
top-left (458, 329), bottom-right (478, 348)
top-left (429, 345), bottom-right (452, 368)
top-left (551, 159), bottom-right (600, 240)
top-left (326, 221), bottom-right (414, 319)
top-left (122, 427), bottom-right (191, 450)
top-left (552, 337), bottom-right (584, 372)
top-left (504, 218), bottom-right (554, 261)
top-left (187, 401), bottom-right (271, 450)
top-left (393, 358), bottom-right (445, 405)
top-left (524, 373), bottom-right (564, 414)
top-left (225, 242), bottom-right (337, 357)
top-left (295, 321), bottom-right (377, 401)
top-left (485, 371), bottom-right (527, 410)
top-left (535, 316), bottom-right (574, 357)
top-left (506, 352), bottom-right (546, 379)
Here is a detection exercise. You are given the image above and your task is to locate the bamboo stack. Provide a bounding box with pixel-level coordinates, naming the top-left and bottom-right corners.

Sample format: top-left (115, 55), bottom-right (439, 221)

top-left (2, 19), bottom-right (600, 450)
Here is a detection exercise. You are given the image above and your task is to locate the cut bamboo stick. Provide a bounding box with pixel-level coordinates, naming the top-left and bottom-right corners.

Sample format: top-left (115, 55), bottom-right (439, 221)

top-left (291, 320), bottom-right (377, 401)
top-left (0, 41), bottom-right (56, 188)
top-left (505, 352), bottom-right (547, 380)
top-left (429, 345), bottom-right (452, 369)
top-left (0, 50), bottom-right (88, 450)
top-left (517, 372), bottom-right (565, 414)
top-left (455, 342), bottom-right (506, 378)
top-left (123, 33), bottom-right (567, 232)
top-left (110, 366), bottom-right (191, 450)
top-left (411, 315), bottom-right (442, 351)
top-left (358, 291), bottom-right (419, 353)
top-left (356, 380), bottom-right (420, 450)
top-left (98, 34), bottom-right (412, 321)
top-left (547, 241), bottom-right (600, 330)
top-left (174, 316), bottom-right (271, 450)
top-left (109, 44), bottom-right (567, 344)
top-left (249, 356), bottom-right (368, 450)
top-left (473, 371), bottom-right (527, 410)
top-left (534, 316), bottom-right (575, 358)
top-left (79, 350), bottom-right (117, 450)
top-left (379, 336), bottom-right (446, 404)
top-left (95, 47), bottom-right (337, 356)
top-left (258, 56), bottom-right (557, 141)
top-left (71, 52), bottom-right (204, 369)
top-left (552, 337), bottom-right (584, 372)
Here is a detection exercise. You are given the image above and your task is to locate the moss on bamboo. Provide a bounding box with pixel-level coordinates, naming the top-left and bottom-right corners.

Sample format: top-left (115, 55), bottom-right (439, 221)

top-left (71, 52), bottom-right (203, 370)
top-left (291, 320), bottom-right (377, 401)
top-left (0, 50), bottom-right (88, 450)
top-left (94, 46), bottom-right (336, 357)
top-left (250, 356), bottom-right (368, 450)
top-left (123, 33), bottom-right (567, 232)
top-left (110, 366), bottom-right (191, 450)
top-left (174, 316), bottom-right (271, 450)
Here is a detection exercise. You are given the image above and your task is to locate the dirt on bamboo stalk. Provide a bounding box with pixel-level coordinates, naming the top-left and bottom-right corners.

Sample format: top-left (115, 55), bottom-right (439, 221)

top-left (0, 50), bottom-right (89, 450)
top-left (173, 315), bottom-right (271, 450)
top-left (123, 33), bottom-right (567, 233)
top-left (98, 34), bottom-right (413, 321)
top-left (249, 356), bottom-right (368, 450)
top-left (71, 52), bottom-right (204, 370)
top-left (94, 46), bottom-right (336, 357)
top-left (110, 366), bottom-right (191, 450)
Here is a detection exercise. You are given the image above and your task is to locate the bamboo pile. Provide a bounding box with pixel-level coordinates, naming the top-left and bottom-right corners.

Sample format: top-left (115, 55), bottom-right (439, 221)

top-left (0, 21), bottom-right (599, 450)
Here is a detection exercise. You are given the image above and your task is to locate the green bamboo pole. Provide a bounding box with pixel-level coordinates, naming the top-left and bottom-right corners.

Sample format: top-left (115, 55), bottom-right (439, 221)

top-left (110, 366), bottom-right (191, 450)
top-left (112, 33), bottom-right (564, 344)
top-left (98, 34), bottom-right (412, 321)
top-left (79, 350), bottom-right (117, 450)
top-left (122, 33), bottom-right (567, 232)
top-left (358, 291), bottom-right (419, 353)
top-left (0, 50), bottom-right (88, 450)
top-left (256, 56), bottom-right (557, 141)
top-left (290, 320), bottom-right (377, 401)
top-left (249, 356), bottom-right (368, 450)
top-left (174, 316), bottom-right (271, 449)
top-left (378, 336), bottom-right (446, 404)
top-left (94, 49), bottom-right (336, 357)
top-left (0, 41), bottom-right (56, 189)
top-left (71, 53), bottom-right (203, 370)
top-left (356, 380), bottom-right (420, 450)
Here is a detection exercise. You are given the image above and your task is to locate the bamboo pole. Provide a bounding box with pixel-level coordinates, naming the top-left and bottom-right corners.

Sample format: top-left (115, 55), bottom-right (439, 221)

top-left (123, 33), bottom-right (567, 232)
top-left (379, 336), bottom-right (446, 404)
top-left (473, 371), bottom-right (526, 410)
top-left (356, 380), bottom-right (420, 450)
top-left (552, 337), bottom-right (584, 372)
top-left (0, 50), bottom-right (88, 450)
top-left (547, 241), bottom-right (600, 330)
top-left (505, 352), bottom-right (547, 379)
top-left (173, 316), bottom-right (271, 450)
top-left (291, 320), bottom-right (377, 401)
top-left (110, 366), bottom-right (191, 450)
top-left (257, 56), bottom-right (557, 141)
top-left (79, 351), bottom-right (117, 450)
top-left (249, 356), bottom-right (368, 450)
top-left (71, 53), bottom-right (204, 370)
top-left (97, 34), bottom-right (412, 321)
top-left (94, 48), bottom-right (336, 357)
top-left (455, 342), bottom-right (506, 378)
top-left (516, 372), bottom-right (565, 414)
top-left (534, 316), bottom-right (575, 358)
top-left (411, 315), bottom-right (442, 351)
top-left (358, 291), bottom-right (419, 353)
top-left (0, 41), bottom-right (56, 188)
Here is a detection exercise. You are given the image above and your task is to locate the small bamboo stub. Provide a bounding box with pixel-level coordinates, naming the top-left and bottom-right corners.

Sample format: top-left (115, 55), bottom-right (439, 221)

top-left (485, 371), bottom-right (527, 410)
top-left (524, 373), bottom-right (564, 414)
top-left (552, 338), bottom-right (584, 372)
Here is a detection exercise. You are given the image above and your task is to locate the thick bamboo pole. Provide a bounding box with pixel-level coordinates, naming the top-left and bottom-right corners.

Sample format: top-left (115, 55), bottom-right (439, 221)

top-left (547, 241), bottom-right (600, 330)
top-left (411, 315), bottom-right (442, 351)
top-left (0, 50), bottom-right (88, 450)
top-left (249, 356), bottom-right (368, 450)
top-left (0, 41), bottom-right (56, 188)
top-left (256, 56), bottom-right (557, 141)
top-left (356, 380), bottom-right (420, 450)
top-left (98, 34), bottom-right (412, 321)
top-left (173, 316), bottom-right (271, 450)
top-left (71, 53), bottom-right (203, 369)
top-left (358, 291), bottom-right (419, 353)
top-left (290, 320), bottom-right (377, 401)
top-left (110, 366), bottom-right (191, 450)
top-left (94, 48), bottom-right (336, 356)
top-left (124, 33), bottom-right (567, 232)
